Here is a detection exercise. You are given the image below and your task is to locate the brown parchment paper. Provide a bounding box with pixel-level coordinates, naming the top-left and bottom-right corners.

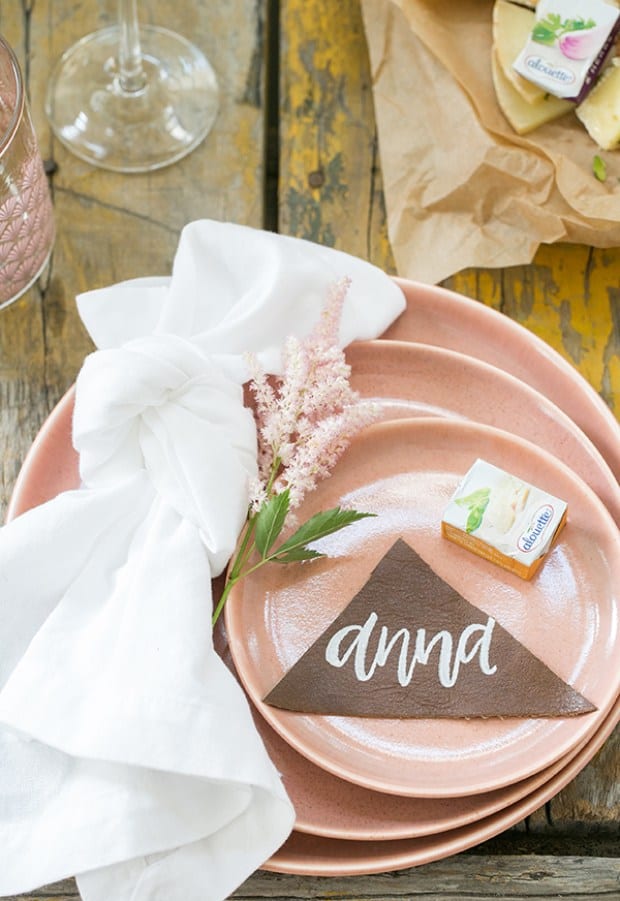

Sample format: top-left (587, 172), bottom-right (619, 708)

top-left (360, 0), bottom-right (620, 284)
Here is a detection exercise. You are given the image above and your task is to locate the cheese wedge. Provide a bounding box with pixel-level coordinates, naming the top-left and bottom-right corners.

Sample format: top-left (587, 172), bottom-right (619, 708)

top-left (492, 50), bottom-right (574, 134)
top-left (493, 0), bottom-right (547, 105)
top-left (576, 61), bottom-right (620, 149)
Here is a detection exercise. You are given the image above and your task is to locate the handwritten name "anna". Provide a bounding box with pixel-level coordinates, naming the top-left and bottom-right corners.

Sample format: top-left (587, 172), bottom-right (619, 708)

top-left (325, 612), bottom-right (497, 688)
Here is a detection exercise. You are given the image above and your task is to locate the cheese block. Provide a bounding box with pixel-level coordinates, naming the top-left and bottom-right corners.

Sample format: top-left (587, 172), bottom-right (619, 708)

top-left (576, 60), bottom-right (620, 148)
top-left (493, 0), bottom-right (548, 104)
top-left (492, 49), bottom-right (574, 134)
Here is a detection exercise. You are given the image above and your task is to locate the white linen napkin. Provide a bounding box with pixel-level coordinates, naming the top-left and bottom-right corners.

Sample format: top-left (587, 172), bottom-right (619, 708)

top-left (0, 220), bottom-right (405, 901)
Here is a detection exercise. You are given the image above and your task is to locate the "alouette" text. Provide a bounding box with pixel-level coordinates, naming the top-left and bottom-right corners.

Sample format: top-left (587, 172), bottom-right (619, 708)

top-left (524, 56), bottom-right (575, 85)
top-left (518, 504), bottom-right (554, 553)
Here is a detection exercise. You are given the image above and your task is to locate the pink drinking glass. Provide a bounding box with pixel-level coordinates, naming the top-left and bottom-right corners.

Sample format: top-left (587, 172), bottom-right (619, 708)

top-left (0, 34), bottom-right (54, 310)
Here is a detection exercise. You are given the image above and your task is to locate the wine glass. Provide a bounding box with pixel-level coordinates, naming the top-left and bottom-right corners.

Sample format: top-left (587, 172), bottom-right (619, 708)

top-left (44, 0), bottom-right (219, 172)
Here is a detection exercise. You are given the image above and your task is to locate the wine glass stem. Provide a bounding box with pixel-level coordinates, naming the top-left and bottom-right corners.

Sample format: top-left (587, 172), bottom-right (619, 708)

top-left (118, 0), bottom-right (147, 93)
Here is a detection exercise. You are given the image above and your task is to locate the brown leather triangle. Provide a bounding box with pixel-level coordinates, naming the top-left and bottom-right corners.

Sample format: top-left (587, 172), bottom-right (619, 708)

top-left (264, 539), bottom-right (596, 718)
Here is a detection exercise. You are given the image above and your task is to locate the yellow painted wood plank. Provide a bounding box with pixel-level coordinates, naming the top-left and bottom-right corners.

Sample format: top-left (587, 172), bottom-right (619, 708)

top-left (279, 0), bottom-right (394, 269)
top-left (444, 244), bottom-right (620, 417)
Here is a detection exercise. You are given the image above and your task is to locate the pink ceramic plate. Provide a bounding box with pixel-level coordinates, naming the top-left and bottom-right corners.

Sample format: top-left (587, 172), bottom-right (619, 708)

top-left (7, 287), bottom-right (620, 869)
top-left (6, 386), bottom-right (78, 520)
top-left (385, 279), bottom-right (620, 484)
top-left (7, 365), bottom-right (615, 840)
top-left (225, 420), bottom-right (620, 798)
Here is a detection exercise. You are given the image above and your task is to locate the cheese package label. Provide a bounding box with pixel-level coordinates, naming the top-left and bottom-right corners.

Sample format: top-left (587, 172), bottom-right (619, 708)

top-left (512, 0), bottom-right (620, 102)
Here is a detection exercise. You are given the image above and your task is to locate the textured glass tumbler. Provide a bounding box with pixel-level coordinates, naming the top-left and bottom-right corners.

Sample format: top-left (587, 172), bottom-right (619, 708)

top-left (0, 35), bottom-right (54, 310)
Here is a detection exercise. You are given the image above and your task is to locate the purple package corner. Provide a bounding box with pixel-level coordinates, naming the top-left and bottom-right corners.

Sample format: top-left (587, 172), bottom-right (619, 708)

top-left (569, 17), bottom-right (620, 104)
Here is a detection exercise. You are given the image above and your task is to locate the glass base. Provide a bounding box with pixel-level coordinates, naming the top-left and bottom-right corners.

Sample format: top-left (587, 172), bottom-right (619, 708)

top-left (0, 246), bottom-right (53, 312)
top-left (45, 25), bottom-right (219, 172)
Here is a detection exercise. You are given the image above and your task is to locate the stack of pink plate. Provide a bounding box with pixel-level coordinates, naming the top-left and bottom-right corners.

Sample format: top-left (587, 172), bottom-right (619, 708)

top-left (8, 280), bottom-right (620, 877)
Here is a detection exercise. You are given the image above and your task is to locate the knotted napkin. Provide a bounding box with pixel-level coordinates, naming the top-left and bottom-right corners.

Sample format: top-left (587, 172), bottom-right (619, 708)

top-left (0, 220), bottom-right (405, 901)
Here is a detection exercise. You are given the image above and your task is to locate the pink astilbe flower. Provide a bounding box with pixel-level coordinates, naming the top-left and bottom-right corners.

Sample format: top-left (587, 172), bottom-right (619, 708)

top-left (277, 403), bottom-right (378, 508)
top-left (307, 276), bottom-right (349, 349)
top-left (244, 354), bottom-right (277, 484)
top-left (246, 277), bottom-right (378, 512)
top-left (212, 278), bottom-right (378, 627)
top-left (247, 475), bottom-right (268, 512)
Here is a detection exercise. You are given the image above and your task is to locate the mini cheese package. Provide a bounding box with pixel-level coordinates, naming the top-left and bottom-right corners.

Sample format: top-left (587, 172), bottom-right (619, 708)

top-left (442, 459), bottom-right (568, 580)
top-left (512, 0), bottom-right (620, 103)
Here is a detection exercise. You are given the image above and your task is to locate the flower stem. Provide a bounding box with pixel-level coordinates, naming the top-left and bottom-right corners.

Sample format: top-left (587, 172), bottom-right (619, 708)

top-left (211, 574), bottom-right (237, 627)
top-left (211, 537), bottom-right (293, 627)
top-left (230, 515), bottom-right (257, 581)
top-left (211, 553), bottom-right (269, 627)
top-left (212, 457), bottom-right (287, 627)
top-left (212, 516), bottom-right (256, 627)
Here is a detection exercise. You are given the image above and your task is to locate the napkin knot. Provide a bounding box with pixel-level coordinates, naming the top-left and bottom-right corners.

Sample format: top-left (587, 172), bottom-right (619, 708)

top-left (73, 333), bottom-right (258, 570)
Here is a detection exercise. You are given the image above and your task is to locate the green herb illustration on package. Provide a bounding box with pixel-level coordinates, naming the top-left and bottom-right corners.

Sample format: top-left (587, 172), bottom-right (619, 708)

top-left (454, 487), bottom-right (491, 534)
top-left (532, 13), bottom-right (597, 53)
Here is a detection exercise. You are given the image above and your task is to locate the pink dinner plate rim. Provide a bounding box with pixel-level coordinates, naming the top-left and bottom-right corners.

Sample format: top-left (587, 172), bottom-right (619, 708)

top-left (388, 278), bottom-right (620, 483)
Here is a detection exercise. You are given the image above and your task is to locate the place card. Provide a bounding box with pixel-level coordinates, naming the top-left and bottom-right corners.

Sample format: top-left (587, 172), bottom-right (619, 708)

top-left (264, 539), bottom-right (594, 719)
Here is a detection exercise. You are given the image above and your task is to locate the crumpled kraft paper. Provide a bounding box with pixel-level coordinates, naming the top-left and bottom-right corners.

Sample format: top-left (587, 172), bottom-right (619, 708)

top-left (361, 0), bottom-right (620, 284)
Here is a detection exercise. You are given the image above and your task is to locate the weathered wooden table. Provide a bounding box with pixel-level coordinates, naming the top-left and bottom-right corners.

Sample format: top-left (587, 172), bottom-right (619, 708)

top-left (1, 0), bottom-right (618, 898)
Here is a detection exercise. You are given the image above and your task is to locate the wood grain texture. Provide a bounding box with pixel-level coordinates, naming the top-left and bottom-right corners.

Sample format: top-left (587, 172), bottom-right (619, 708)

top-left (530, 727), bottom-right (620, 832)
top-left (4, 854), bottom-right (619, 900)
top-left (278, 0), bottom-right (618, 419)
top-left (278, 0), bottom-right (394, 269)
top-left (444, 244), bottom-right (620, 417)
